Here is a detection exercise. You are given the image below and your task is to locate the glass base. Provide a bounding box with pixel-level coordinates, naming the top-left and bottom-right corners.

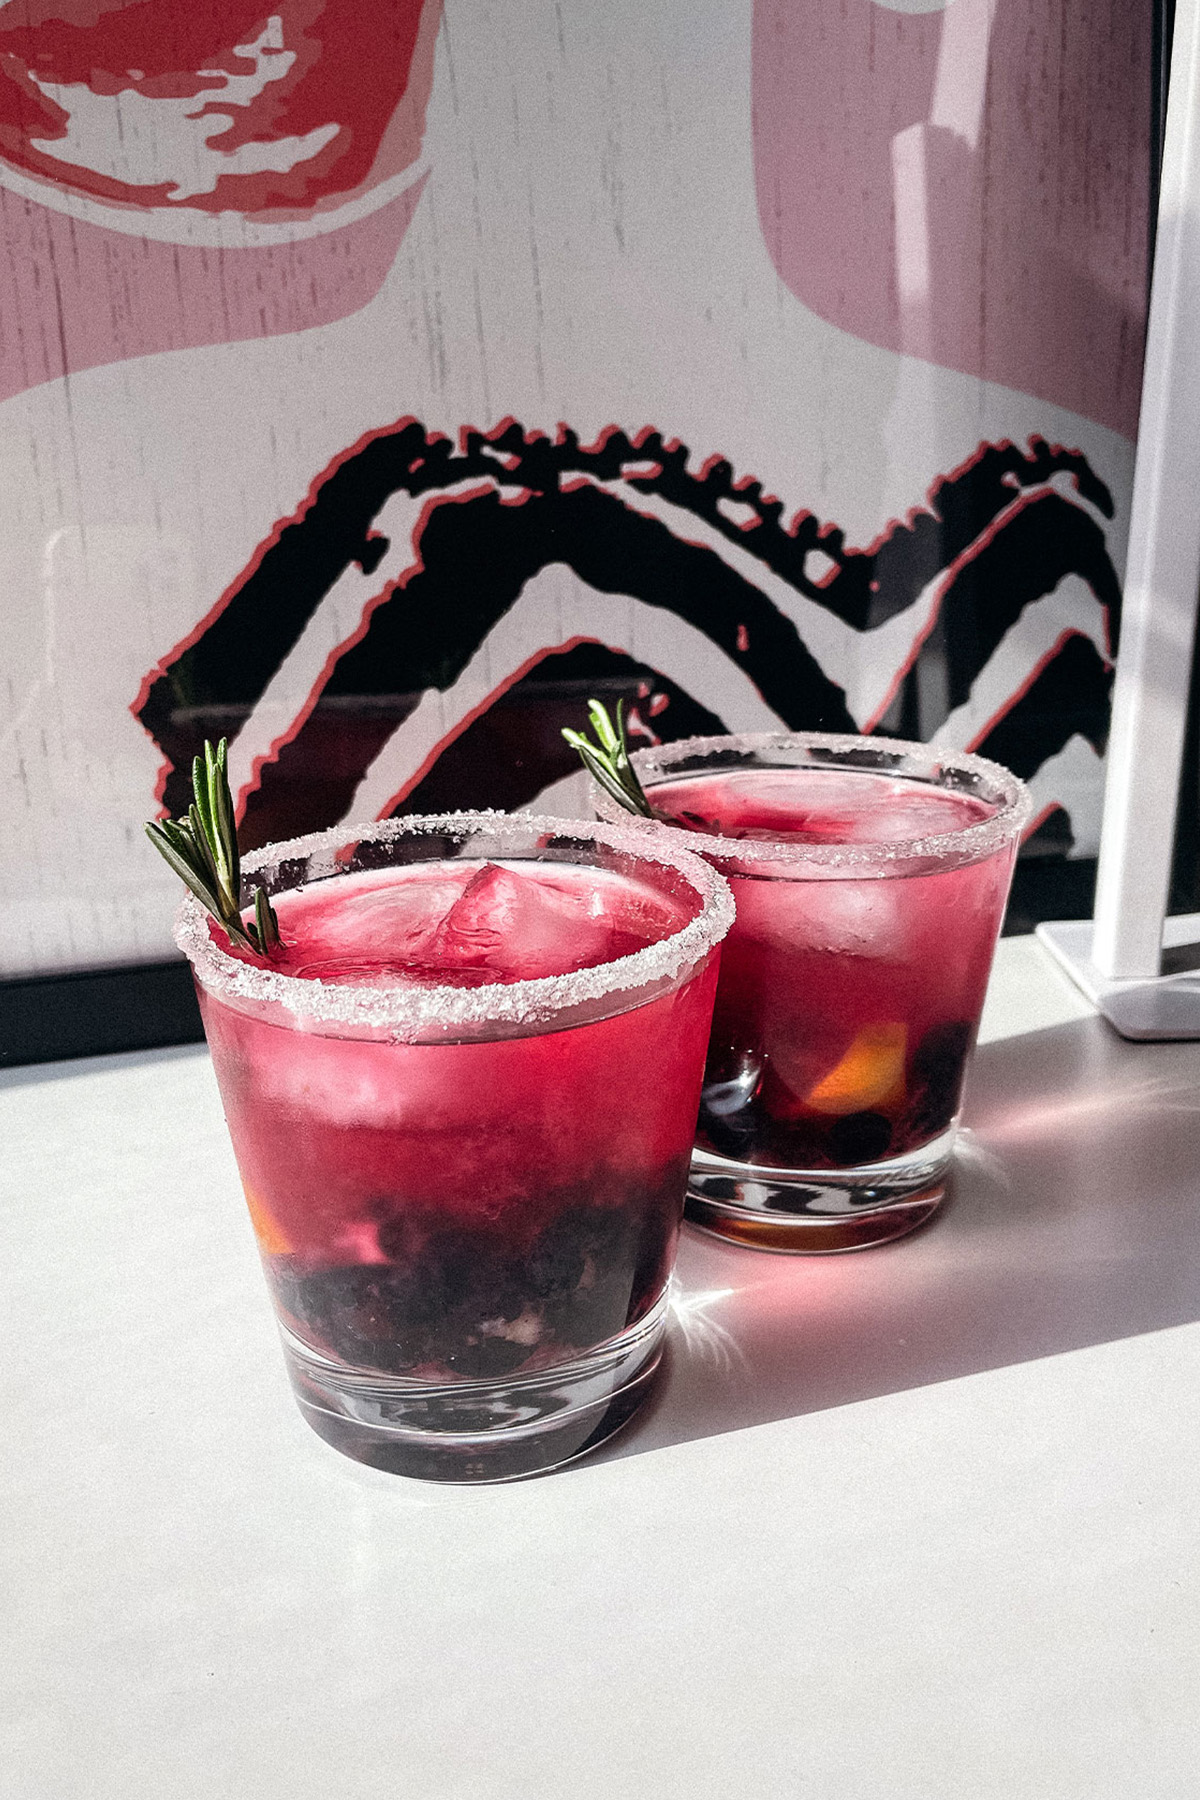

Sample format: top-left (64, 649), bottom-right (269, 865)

top-left (685, 1126), bottom-right (955, 1253)
top-left (279, 1289), bottom-right (669, 1482)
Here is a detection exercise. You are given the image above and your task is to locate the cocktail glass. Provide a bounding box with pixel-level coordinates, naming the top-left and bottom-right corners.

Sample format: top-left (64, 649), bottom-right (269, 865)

top-left (596, 733), bottom-right (1030, 1252)
top-left (176, 811), bottom-right (733, 1480)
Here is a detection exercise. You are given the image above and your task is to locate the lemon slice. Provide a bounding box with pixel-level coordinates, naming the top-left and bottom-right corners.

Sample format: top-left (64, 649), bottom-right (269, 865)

top-left (242, 1181), bottom-right (293, 1256)
top-left (807, 1022), bottom-right (907, 1115)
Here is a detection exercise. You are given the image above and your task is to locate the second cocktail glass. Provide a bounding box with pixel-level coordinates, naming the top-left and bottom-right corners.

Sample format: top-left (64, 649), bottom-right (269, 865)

top-left (596, 732), bottom-right (1030, 1252)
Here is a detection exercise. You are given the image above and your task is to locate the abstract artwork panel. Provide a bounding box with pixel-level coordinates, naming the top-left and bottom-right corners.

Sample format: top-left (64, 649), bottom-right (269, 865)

top-left (0, 0), bottom-right (1150, 975)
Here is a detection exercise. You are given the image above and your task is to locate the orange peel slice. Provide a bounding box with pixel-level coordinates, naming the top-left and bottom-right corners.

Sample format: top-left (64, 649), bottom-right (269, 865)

top-left (807, 1022), bottom-right (907, 1115)
top-left (241, 1181), bottom-right (293, 1256)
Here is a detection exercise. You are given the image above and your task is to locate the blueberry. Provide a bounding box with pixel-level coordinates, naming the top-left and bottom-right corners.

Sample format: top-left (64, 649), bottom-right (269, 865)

top-left (376, 1215), bottom-right (421, 1262)
top-left (829, 1112), bottom-right (893, 1165)
top-left (421, 1228), bottom-right (483, 1311)
top-left (527, 1213), bottom-right (588, 1298)
top-left (274, 1263), bottom-right (428, 1372)
top-left (580, 1205), bottom-right (637, 1273)
top-left (908, 1019), bottom-right (973, 1136)
top-left (269, 1170), bottom-right (684, 1376)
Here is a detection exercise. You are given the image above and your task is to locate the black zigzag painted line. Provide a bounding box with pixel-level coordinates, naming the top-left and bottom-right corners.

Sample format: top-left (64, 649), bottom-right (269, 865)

top-left (133, 418), bottom-right (1122, 836)
top-left (973, 631), bottom-right (1113, 778)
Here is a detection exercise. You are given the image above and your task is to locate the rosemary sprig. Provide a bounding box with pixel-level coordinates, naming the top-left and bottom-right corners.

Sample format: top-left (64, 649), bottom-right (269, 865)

top-left (561, 698), bottom-right (654, 818)
top-left (145, 738), bottom-right (282, 957)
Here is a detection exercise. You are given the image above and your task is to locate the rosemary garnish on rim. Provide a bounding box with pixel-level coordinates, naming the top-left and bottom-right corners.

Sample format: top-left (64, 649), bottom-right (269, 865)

top-left (145, 738), bottom-right (282, 958)
top-left (561, 698), bottom-right (654, 818)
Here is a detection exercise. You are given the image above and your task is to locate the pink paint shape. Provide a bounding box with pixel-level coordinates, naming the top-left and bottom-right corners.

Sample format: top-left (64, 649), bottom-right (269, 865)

top-left (752, 0), bottom-right (1151, 438)
top-left (0, 174), bottom-right (425, 402)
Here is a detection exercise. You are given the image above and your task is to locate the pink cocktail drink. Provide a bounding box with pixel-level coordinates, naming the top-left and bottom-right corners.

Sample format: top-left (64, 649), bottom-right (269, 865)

top-left (602, 735), bottom-right (1030, 1251)
top-left (177, 814), bottom-right (732, 1480)
top-left (206, 862), bottom-right (710, 1374)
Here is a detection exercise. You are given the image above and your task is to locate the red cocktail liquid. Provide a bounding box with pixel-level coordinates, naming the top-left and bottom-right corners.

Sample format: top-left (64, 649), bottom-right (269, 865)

top-left (199, 858), bottom-right (717, 1379)
top-left (647, 766), bottom-right (1014, 1171)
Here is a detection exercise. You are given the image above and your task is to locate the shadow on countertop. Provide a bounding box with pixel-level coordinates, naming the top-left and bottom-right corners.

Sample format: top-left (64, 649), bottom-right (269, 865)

top-left (591, 1012), bottom-right (1200, 1465)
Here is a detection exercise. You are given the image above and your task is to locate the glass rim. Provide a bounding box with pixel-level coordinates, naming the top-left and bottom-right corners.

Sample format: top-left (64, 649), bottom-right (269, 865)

top-left (614, 730), bottom-right (1033, 872)
top-left (174, 809), bottom-right (734, 1039)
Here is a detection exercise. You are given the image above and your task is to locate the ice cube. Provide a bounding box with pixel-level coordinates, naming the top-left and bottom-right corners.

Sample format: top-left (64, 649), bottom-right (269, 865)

top-left (850, 785), bottom-right (991, 843)
top-left (732, 871), bottom-right (910, 961)
top-left (242, 1024), bottom-right (468, 1133)
top-left (276, 867), bottom-right (465, 971)
top-left (429, 862), bottom-right (618, 983)
top-left (657, 769), bottom-right (992, 846)
top-left (270, 859), bottom-right (681, 991)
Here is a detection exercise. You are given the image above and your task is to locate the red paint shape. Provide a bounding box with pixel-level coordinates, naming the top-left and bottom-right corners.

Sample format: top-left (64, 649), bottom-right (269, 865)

top-left (859, 484), bottom-right (1090, 735)
top-left (624, 705), bottom-right (659, 746)
top-left (557, 472), bottom-right (751, 585)
top-left (697, 453), bottom-right (734, 483)
top-left (0, 0), bottom-right (440, 218)
top-left (373, 634), bottom-right (610, 817)
top-left (1022, 800), bottom-right (1065, 843)
top-left (753, 0), bottom-right (1150, 437)
top-left (963, 628), bottom-right (1096, 753)
top-left (860, 603), bottom-right (945, 738)
top-left (0, 0), bottom-right (440, 396)
top-left (132, 416), bottom-right (459, 813)
top-left (131, 411), bottom-right (427, 731)
top-left (235, 480), bottom-right (501, 817)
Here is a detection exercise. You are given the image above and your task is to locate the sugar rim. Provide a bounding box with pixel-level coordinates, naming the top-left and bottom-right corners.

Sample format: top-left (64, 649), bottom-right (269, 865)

top-left (607, 730), bottom-right (1033, 870)
top-left (174, 809), bottom-right (734, 1038)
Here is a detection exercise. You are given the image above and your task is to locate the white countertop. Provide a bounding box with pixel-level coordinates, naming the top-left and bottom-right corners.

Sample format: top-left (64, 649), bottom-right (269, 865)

top-left (3, 937), bottom-right (1199, 1799)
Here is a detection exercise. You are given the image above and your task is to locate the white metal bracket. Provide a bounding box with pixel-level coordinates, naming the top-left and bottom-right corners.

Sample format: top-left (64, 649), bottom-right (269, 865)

top-left (1038, 916), bottom-right (1200, 1040)
top-left (1036, 0), bottom-right (1200, 1038)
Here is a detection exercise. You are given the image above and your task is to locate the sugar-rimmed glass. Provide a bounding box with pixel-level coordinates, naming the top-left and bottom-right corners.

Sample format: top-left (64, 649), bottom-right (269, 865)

top-left (177, 811), bottom-right (733, 1481)
top-left (595, 733), bottom-right (1030, 1251)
